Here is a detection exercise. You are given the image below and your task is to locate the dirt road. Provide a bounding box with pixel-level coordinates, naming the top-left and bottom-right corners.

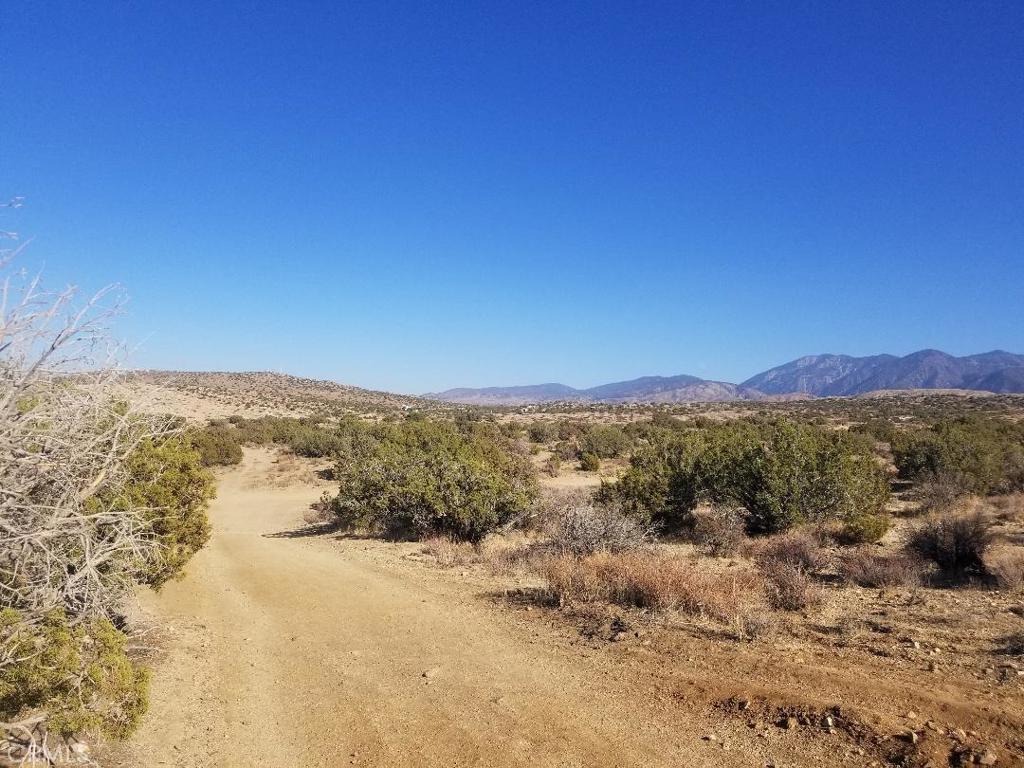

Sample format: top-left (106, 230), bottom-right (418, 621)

top-left (115, 450), bottom-right (1020, 767)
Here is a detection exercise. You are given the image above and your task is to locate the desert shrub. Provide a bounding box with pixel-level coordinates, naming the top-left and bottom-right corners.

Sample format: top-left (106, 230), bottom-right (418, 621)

top-left (540, 551), bottom-right (766, 624)
top-left (543, 454), bottom-right (561, 477)
top-left (610, 431), bottom-right (706, 532)
top-left (985, 548), bottom-right (1024, 591)
top-left (219, 415), bottom-right (366, 458)
top-left (610, 418), bottom-right (889, 536)
top-left (329, 420), bottom-right (538, 542)
top-left (579, 451), bottom-right (601, 472)
top-left (0, 609), bottom-right (149, 740)
top-left (527, 421), bottom-right (557, 443)
top-left (838, 512), bottom-right (891, 544)
top-left (702, 419), bottom-right (891, 536)
top-left (580, 424), bottom-right (631, 459)
top-left (553, 439), bottom-right (579, 461)
top-left (837, 549), bottom-right (923, 588)
top-left (761, 560), bottom-right (822, 611)
top-left (752, 531), bottom-right (827, 573)
top-left (556, 420), bottom-right (587, 442)
top-left (893, 417), bottom-right (1024, 496)
top-left (905, 507), bottom-right (995, 577)
top-left (545, 496), bottom-right (651, 557)
top-left (99, 435), bottom-right (215, 587)
top-left (691, 506), bottom-right (746, 557)
top-left (190, 426), bottom-right (244, 466)
top-left (915, 470), bottom-right (968, 512)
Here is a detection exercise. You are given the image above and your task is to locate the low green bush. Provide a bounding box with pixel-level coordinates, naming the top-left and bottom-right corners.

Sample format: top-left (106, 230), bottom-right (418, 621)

top-left (191, 426), bottom-right (244, 466)
top-left (893, 417), bottom-right (1024, 496)
top-left (579, 451), bottom-right (601, 472)
top-left (0, 609), bottom-right (149, 739)
top-left (609, 418), bottom-right (890, 536)
top-left (580, 424), bottom-right (632, 459)
top-left (96, 434), bottom-right (215, 587)
top-left (329, 420), bottom-right (537, 542)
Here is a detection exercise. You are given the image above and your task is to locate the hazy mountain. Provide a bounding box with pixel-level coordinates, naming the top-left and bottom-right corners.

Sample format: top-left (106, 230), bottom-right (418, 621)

top-left (742, 350), bottom-right (1024, 397)
top-left (421, 383), bottom-right (583, 406)
top-left (425, 374), bottom-right (765, 405)
top-left (425, 349), bottom-right (1024, 404)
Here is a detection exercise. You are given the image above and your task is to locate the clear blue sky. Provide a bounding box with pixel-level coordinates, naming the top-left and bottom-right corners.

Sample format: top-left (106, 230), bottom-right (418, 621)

top-left (4, 2), bottom-right (1022, 394)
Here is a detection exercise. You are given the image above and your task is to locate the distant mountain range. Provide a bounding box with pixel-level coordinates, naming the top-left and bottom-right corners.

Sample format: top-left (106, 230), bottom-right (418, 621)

top-left (424, 350), bottom-right (1024, 405)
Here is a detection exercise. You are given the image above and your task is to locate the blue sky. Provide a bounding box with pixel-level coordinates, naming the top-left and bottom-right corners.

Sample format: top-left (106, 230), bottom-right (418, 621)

top-left (3, 2), bottom-right (1022, 394)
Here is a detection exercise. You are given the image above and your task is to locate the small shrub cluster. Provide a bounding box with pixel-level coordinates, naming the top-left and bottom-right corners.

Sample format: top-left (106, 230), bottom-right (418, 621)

top-left (761, 560), bottom-right (822, 611)
top-left (579, 451), bottom-right (601, 472)
top-left (750, 531), bottom-right (826, 611)
top-left (190, 426), bottom-right (243, 466)
top-left (0, 610), bottom-right (149, 740)
top-left (751, 531), bottom-right (827, 573)
top-left (193, 415), bottom-right (369, 463)
top-left (543, 454), bottom-right (561, 477)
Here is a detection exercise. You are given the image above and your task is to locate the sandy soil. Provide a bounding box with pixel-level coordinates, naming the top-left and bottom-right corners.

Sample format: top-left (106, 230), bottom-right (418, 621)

top-left (110, 450), bottom-right (1024, 768)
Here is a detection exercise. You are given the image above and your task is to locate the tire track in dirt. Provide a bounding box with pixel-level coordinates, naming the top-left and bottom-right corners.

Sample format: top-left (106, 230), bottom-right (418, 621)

top-left (112, 449), bottom-right (1020, 767)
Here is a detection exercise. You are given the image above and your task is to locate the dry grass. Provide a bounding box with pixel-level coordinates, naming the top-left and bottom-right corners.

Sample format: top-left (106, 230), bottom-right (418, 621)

top-left (691, 505), bottom-right (746, 557)
top-left (760, 560), bottom-right (823, 611)
top-left (837, 548), bottom-right (924, 588)
top-left (749, 530), bottom-right (827, 572)
top-left (990, 493), bottom-right (1024, 523)
top-left (539, 551), bottom-right (767, 627)
top-left (420, 537), bottom-right (479, 568)
top-left (985, 546), bottom-right (1024, 591)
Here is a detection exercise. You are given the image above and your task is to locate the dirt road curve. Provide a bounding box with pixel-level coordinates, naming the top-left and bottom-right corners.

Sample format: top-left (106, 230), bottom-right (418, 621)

top-left (113, 450), bottom-right (1005, 768)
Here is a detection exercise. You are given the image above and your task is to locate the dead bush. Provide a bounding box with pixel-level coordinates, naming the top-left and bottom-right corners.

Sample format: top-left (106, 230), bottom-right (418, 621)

top-left (691, 506), bottom-right (746, 557)
top-left (985, 547), bottom-right (1024, 591)
top-left (916, 471), bottom-right (969, 513)
top-left (539, 551), bottom-right (766, 627)
top-left (545, 495), bottom-right (652, 557)
top-left (761, 560), bottom-right (823, 611)
top-left (905, 505), bottom-right (995, 578)
top-left (751, 531), bottom-right (827, 573)
top-left (421, 536), bottom-right (478, 568)
top-left (837, 549), bottom-right (923, 588)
